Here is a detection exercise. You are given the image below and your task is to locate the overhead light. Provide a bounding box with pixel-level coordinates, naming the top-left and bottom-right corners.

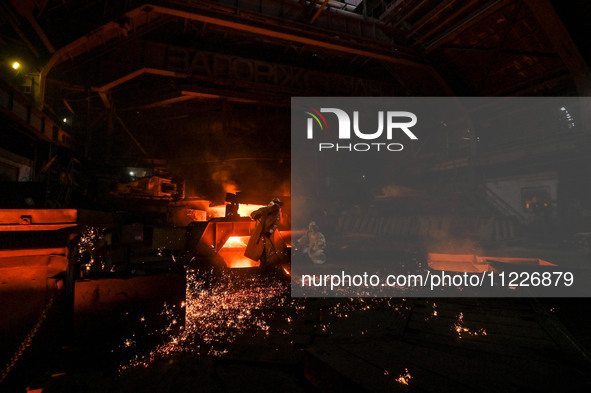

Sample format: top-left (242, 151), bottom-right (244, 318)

top-left (63, 118), bottom-right (68, 123)
top-left (12, 62), bottom-right (20, 70)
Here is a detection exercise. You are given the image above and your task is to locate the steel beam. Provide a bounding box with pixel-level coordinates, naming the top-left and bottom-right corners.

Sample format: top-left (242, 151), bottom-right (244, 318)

top-left (39, 7), bottom-right (160, 108)
top-left (504, 72), bottom-right (571, 96)
top-left (87, 42), bottom-right (401, 100)
top-left (406, 0), bottom-right (458, 38)
top-left (390, 0), bottom-right (428, 29)
top-left (522, 0), bottom-right (591, 95)
top-left (125, 95), bottom-right (200, 110)
top-left (310, 0), bottom-right (329, 24)
top-left (146, 4), bottom-right (428, 68)
top-left (440, 45), bottom-right (559, 59)
top-left (25, 12), bottom-right (55, 53)
top-left (475, 1), bottom-right (524, 90)
top-left (40, 2), bottom-right (455, 106)
top-left (413, 0), bottom-right (497, 47)
top-left (380, 0), bottom-right (407, 22)
top-left (0, 2), bottom-right (40, 57)
top-left (180, 87), bottom-right (283, 105)
top-left (113, 113), bottom-right (149, 157)
top-left (424, 0), bottom-right (509, 53)
top-left (93, 68), bottom-right (189, 94)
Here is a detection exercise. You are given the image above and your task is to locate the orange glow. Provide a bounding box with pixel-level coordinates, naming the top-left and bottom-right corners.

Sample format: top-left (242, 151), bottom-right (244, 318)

top-left (225, 184), bottom-right (240, 194)
top-left (396, 368), bottom-right (412, 385)
top-left (427, 253), bottom-right (557, 273)
top-left (219, 236), bottom-right (259, 268)
top-left (208, 204), bottom-right (266, 218)
top-left (0, 209), bottom-right (77, 231)
top-left (208, 205), bottom-right (226, 217)
top-left (222, 236), bottom-right (248, 248)
top-left (238, 204), bottom-right (266, 217)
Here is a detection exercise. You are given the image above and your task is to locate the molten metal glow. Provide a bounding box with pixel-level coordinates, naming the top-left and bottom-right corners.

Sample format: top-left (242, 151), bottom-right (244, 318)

top-left (208, 204), bottom-right (266, 218)
top-left (207, 206), bottom-right (225, 217)
top-left (219, 250), bottom-right (259, 268)
top-left (219, 236), bottom-right (259, 268)
top-left (223, 236), bottom-right (248, 248)
top-left (238, 204), bottom-right (266, 217)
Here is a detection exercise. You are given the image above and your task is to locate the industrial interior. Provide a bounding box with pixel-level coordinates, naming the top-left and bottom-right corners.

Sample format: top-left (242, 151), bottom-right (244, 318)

top-left (2, 0), bottom-right (591, 391)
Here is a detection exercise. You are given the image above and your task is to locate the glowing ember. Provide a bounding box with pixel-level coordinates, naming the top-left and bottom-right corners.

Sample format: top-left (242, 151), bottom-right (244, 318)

top-left (396, 368), bottom-right (412, 385)
top-left (219, 253), bottom-right (259, 268)
top-left (78, 226), bottom-right (109, 274)
top-left (453, 312), bottom-right (487, 338)
top-left (425, 302), bottom-right (438, 321)
top-left (119, 269), bottom-right (294, 371)
top-left (118, 271), bottom-right (410, 373)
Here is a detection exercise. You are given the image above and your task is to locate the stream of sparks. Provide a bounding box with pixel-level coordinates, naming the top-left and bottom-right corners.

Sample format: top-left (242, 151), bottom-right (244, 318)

top-left (120, 269), bottom-right (299, 371)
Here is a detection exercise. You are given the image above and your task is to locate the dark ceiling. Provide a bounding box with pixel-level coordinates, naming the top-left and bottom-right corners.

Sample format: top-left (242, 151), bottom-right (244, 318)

top-left (1, 0), bottom-right (590, 166)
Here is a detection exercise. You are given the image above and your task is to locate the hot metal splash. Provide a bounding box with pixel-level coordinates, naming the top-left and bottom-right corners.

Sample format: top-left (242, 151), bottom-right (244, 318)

top-left (119, 268), bottom-right (300, 371)
top-left (117, 266), bottom-right (489, 375)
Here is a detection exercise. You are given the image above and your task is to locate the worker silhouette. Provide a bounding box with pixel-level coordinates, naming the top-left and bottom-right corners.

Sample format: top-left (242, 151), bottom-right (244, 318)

top-left (297, 221), bottom-right (326, 264)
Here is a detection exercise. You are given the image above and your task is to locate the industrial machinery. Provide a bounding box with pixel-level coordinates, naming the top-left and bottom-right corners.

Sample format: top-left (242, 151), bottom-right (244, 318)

top-left (0, 209), bottom-right (78, 368)
top-left (113, 176), bottom-right (182, 200)
top-left (186, 194), bottom-right (290, 272)
top-left (188, 217), bottom-right (258, 268)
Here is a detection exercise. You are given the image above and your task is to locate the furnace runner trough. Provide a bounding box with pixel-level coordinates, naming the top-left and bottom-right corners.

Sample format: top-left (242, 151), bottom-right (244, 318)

top-left (187, 216), bottom-right (290, 271)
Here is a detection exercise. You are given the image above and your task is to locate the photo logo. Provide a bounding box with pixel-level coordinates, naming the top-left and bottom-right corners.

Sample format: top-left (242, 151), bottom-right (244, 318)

top-left (304, 108), bottom-right (328, 138)
top-left (305, 108), bottom-right (418, 152)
